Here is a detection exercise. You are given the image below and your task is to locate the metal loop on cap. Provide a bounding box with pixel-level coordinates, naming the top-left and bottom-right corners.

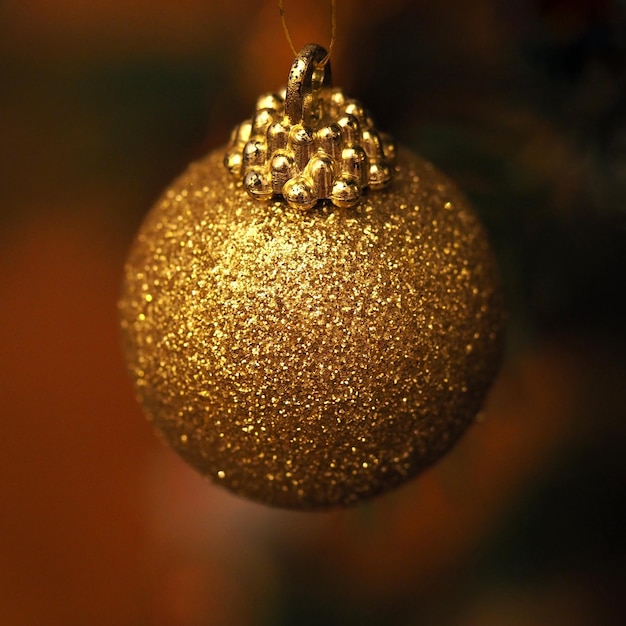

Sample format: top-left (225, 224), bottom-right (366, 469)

top-left (224, 44), bottom-right (395, 210)
top-left (285, 44), bottom-right (332, 126)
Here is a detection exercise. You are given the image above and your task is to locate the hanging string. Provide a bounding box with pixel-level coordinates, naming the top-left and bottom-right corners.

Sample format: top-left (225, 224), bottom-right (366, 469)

top-left (279, 0), bottom-right (336, 67)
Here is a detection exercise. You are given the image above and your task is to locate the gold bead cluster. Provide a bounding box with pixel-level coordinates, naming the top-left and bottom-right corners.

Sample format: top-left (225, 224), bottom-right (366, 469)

top-left (224, 88), bottom-right (396, 210)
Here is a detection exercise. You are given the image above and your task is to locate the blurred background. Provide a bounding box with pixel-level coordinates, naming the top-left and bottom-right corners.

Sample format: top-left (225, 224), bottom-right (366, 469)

top-left (1, 0), bottom-right (625, 624)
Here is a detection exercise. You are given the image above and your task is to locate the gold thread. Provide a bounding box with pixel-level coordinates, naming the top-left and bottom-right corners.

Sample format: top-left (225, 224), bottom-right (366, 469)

top-left (279, 0), bottom-right (336, 67)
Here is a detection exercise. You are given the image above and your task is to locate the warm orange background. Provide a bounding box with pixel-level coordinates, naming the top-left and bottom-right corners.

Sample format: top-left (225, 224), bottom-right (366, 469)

top-left (1, 1), bottom-right (625, 625)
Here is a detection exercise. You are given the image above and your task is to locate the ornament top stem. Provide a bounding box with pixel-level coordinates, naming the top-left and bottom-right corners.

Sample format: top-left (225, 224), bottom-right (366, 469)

top-left (224, 44), bottom-right (396, 211)
top-left (285, 43), bottom-right (332, 126)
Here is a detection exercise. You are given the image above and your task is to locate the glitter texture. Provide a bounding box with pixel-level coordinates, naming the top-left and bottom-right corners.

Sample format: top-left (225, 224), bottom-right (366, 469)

top-left (119, 148), bottom-right (504, 509)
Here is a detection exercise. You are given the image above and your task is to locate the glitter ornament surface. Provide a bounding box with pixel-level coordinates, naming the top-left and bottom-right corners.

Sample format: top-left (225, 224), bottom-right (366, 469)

top-left (119, 147), bottom-right (504, 509)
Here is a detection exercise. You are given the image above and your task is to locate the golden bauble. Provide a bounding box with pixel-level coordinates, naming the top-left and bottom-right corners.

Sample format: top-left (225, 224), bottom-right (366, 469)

top-left (119, 147), bottom-right (504, 509)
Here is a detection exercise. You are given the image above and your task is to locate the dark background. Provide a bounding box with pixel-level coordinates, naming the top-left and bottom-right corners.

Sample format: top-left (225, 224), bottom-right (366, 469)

top-left (1, 1), bottom-right (625, 624)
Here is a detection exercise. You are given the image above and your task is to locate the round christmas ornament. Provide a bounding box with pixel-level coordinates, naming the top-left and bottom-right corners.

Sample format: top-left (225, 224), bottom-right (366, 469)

top-left (120, 42), bottom-right (505, 509)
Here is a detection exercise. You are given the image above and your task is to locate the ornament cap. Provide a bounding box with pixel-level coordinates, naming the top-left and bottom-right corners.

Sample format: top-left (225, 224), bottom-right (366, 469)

top-left (225, 44), bottom-right (396, 210)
